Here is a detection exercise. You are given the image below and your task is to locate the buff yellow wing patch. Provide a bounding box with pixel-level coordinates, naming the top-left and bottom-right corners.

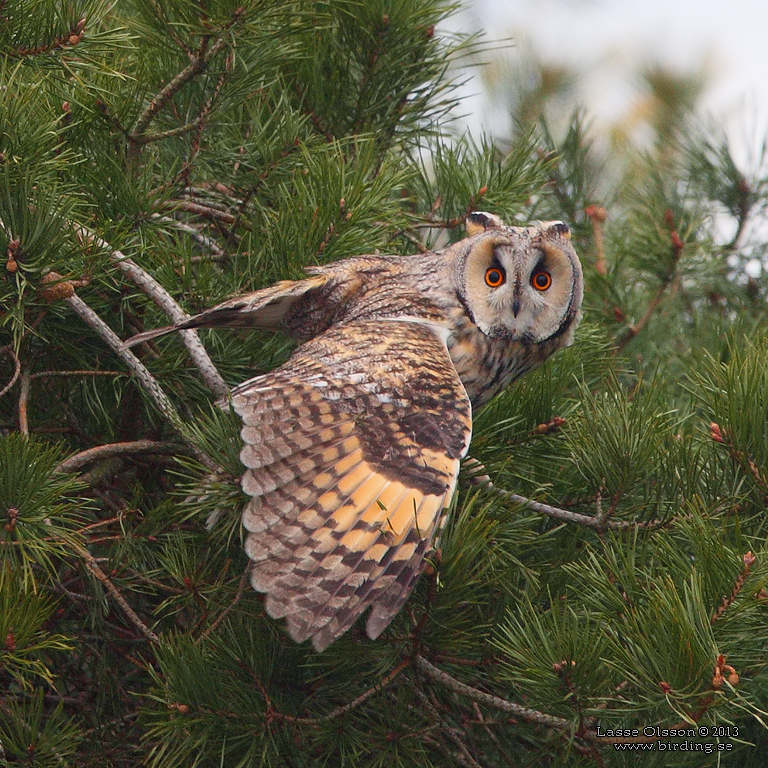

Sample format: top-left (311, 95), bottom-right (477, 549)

top-left (232, 320), bottom-right (471, 651)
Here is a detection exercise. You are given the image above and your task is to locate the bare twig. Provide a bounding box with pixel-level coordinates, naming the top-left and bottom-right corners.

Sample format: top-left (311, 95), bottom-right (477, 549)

top-left (0, 346), bottom-right (21, 399)
top-left (584, 205), bottom-right (608, 275)
top-left (724, 176), bottom-right (752, 252)
top-left (615, 280), bottom-right (675, 350)
top-left (710, 422), bottom-right (768, 501)
top-left (416, 655), bottom-right (572, 731)
top-left (128, 571), bottom-right (186, 595)
top-left (64, 293), bottom-right (181, 428)
top-left (415, 656), bottom-right (687, 746)
top-left (71, 542), bottom-right (160, 644)
top-left (291, 660), bottom-right (410, 724)
top-left (63, 291), bottom-right (218, 471)
top-left (464, 457), bottom-right (651, 530)
top-left (73, 225), bottom-right (229, 400)
top-left (198, 563), bottom-right (252, 642)
top-left (153, 215), bottom-right (226, 259)
top-left (144, 0), bottom-right (193, 59)
top-left (480, 481), bottom-right (658, 530)
top-left (292, 82), bottom-right (335, 141)
top-left (186, 184), bottom-right (240, 201)
top-left (31, 369), bottom-right (125, 379)
top-left (395, 228), bottom-right (430, 253)
top-left (55, 440), bottom-right (185, 474)
top-left (77, 515), bottom-right (123, 533)
top-left (160, 199), bottom-right (237, 225)
top-left (410, 684), bottom-right (471, 766)
top-left (179, 192), bottom-right (233, 212)
top-left (131, 115), bottom-right (210, 145)
top-left (471, 701), bottom-right (516, 767)
top-left (445, 735), bottom-right (484, 768)
top-left (174, 64), bottom-right (230, 189)
top-left (18, 370), bottom-right (30, 436)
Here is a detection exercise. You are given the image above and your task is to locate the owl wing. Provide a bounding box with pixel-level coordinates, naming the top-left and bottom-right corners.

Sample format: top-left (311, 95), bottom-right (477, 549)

top-left (120, 273), bottom-right (329, 348)
top-left (231, 319), bottom-right (472, 652)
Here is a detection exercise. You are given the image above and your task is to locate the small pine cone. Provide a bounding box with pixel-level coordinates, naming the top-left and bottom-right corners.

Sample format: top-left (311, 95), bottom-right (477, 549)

top-left (38, 272), bottom-right (75, 301)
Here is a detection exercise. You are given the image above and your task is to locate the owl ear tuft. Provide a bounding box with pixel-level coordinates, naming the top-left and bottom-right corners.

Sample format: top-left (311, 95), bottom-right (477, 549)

top-left (545, 221), bottom-right (571, 239)
top-left (465, 211), bottom-right (504, 237)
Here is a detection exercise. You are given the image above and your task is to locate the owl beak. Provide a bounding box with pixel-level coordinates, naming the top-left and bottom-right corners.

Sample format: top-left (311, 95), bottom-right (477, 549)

top-left (511, 276), bottom-right (522, 317)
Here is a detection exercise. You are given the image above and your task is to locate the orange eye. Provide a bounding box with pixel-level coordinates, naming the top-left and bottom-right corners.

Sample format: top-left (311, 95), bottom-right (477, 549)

top-left (532, 271), bottom-right (552, 291)
top-left (485, 267), bottom-right (505, 287)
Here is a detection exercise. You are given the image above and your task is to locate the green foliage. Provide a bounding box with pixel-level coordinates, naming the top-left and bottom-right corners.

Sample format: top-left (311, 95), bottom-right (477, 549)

top-left (0, 691), bottom-right (83, 767)
top-left (1, 0), bottom-right (768, 766)
top-left (413, 130), bottom-right (553, 245)
top-left (0, 567), bottom-right (72, 686)
top-left (0, 435), bottom-right (87, 585)
top-left (495, 592), bottom-right (616, 713)
top-left (690, 335), bottom-right (768, 486)
top-left (565, 375), bottom-right (681, 515)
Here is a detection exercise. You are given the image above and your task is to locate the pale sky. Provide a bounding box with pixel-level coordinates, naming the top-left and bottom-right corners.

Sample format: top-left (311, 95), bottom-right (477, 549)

top-left (451, 0), bottom-right (768, 165)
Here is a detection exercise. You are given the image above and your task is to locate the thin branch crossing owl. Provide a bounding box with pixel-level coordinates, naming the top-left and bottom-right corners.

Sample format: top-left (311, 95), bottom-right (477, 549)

top-left (127, 213), bottom-right (583, 651)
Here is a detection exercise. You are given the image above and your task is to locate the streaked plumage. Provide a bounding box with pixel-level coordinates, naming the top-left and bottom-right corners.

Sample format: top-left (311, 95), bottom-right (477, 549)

top-left (126, 213), bottom-right (583, 650)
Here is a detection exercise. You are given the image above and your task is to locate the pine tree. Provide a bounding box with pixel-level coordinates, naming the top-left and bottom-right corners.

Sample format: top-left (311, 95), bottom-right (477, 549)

top-left (1, 2), bottom-right (768, 766)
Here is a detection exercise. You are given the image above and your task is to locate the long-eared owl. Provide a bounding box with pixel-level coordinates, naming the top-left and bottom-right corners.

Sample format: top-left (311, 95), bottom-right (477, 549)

top-left (126, 212), bottom-right (583, 651)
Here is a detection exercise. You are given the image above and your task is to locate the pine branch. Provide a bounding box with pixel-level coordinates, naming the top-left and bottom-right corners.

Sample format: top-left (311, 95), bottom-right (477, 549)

top-left (133, 117), bottom-right (208, 145)
top-left (129, 9), bottom-right (243, 143)
top-left (197, 563), bottom-right (252, 642)
top-left (710, 422), bottom-right (768, 500)
top-left (293, 82), bottom-right (334, 141)
top-left (135, 60), bottom-right (228, 163)
top-left (153, 215), bottom-right (226, 260)
top-left (615, 209), bottom-right (685, 350)
top-left (465, 458), bottom-right (653, 530)
top-left (128, 571), bottom-right (186, 595)
top-left (63, 291), bottom-right (180, 427)
top-left (415, 655), bottom-right (572, 731)
top-left (420, 186), bottom-right (490, 231)
top-left (18, 370), bottom-right (30, 436)
top-left (413, 688), bottom-right (475, 768)
top-left (59, 286), bottom-right (217, 471)
top-left (8, 16), bottom-right (86, 58)
top-left (584, 205), bottom-right (608, 275)
top-left (30, 369), bottom-right (125, 379)
top-left (143, 0), bottom-right (194, 60)
top-left (724, 176), bottom-right (752, 252)
top-left (160, 199), bottom-right (237, 225)
top-left (292, 660), bottom-right (410, 725)
top-left (0, 345), bottom-right (21, 399)
top-left (470, 701), bottom-right (516, 767)
top-left (70, 542), bottom-right (160, 644)
top-left (73, 225), bottom-right (229, 400)
top-left (711, 551), bottom-right (756, 625)
top-left (415, 657), bottom-right (696, 746)
top-left (479, 481), bottom-right (659, 530)
top-left (55, 440), bottom-right (185, 474)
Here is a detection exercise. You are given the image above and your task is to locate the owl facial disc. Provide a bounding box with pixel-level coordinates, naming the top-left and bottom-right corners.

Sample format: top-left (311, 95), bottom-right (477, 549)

top-left (459, 221), bottom-right (583, 346)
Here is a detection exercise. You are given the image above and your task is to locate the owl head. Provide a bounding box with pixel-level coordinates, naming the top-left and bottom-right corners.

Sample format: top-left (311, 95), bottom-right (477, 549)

top-left (456, 212), bottom-right (583, 347)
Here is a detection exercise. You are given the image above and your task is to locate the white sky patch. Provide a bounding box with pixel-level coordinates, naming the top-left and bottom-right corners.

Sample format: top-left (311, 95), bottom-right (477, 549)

top-left (442, 0), bottom-right (768, 273)
top-left (447, 0), bottom-right (768, 164)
